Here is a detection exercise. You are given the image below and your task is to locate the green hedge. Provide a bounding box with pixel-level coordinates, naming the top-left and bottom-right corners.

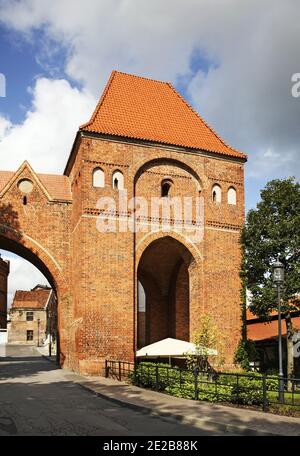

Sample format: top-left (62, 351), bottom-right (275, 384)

top-left (129, 362), bottom-right (280, 407)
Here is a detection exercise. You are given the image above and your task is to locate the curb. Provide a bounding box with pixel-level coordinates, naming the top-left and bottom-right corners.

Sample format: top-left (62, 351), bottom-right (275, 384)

top-left (75, 381), bottom-right (277, 436)
top-left (39, 352), bottom-right (59, 365)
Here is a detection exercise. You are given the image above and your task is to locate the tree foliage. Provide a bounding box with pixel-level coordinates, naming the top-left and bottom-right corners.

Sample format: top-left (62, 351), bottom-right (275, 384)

top-left (234, 339), bottom-right (258, 371)
top-left (186, 314), bottom-right (225, 370)
top-left (242, 178), bottom-right (300, 316)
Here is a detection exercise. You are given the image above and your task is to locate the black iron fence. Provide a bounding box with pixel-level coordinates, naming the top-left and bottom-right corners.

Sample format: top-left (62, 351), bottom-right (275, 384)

top-left (105, 359), bottom-right (135, 381)
top-left (105, 360), bottom-right (300, 413)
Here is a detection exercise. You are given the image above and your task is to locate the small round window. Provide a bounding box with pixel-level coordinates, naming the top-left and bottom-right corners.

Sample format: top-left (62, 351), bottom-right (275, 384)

top-left (18, 179), bottom-right (34, 194)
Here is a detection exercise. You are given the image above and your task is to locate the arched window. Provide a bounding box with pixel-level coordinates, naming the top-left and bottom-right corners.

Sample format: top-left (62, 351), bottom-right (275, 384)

top-left (228, 187), bottom-right (237, 205)
top-left (112, 170), bottom-right (124, 190)
top-left (138, 281), bottom-right (146, 312)
top-left (161, 179), bottom-right (173, 197)
top-left (92, 168), bottom-right (105, 188)
top-left (212, 184), bottom-right (221, 203)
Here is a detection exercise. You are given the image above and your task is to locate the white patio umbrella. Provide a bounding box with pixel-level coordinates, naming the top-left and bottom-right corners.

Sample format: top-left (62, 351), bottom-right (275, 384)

top-left (136, 337), bottom-right (217, 363)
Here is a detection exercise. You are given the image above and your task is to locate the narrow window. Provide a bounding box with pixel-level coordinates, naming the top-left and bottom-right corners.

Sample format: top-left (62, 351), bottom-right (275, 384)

top-left (26, 311), bottom-right (34, 321)
top-left (93, 168), bottom-right (105, 188)
top-left (228, 187), bottom-right (237, 205)
top-left (27, 330), bottom-right (33, 341)
top-left (161, 179), bottom-right (172, 197)
top-left (138, 281), bottom-right (146, 313)
top-left (112, 171), bottom-right (124, 190)
top-left (212, 184), bottom-right (221, 203)
top-left (23, 196), bottom-right (27, 205)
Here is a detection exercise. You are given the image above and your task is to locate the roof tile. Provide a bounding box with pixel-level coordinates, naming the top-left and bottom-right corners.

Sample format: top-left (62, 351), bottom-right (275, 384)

top-left (80, 71), bottom-right (246, 159)
top-left (12, 289), bottom-right (52, 310)
top-left (0, 171), bottom-right (72, 201)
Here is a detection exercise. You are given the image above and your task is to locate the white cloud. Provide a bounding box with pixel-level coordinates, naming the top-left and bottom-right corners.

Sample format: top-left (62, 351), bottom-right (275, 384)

top-left (0, 0), bottom-right (299, 181)
top-left (0, 0), bottom-right (299, 295)
top-left (1, 251), bottom-right (50, 308)
top-left (0, 78), bottom-right (95, 173)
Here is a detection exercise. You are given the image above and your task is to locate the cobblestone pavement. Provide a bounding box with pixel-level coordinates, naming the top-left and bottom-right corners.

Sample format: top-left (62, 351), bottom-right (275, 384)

top-left (0, 345), bottom-right (232, 436)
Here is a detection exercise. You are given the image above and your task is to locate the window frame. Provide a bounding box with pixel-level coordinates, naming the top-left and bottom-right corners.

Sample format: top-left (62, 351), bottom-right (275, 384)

top-left (26, 311), bottom-right (34, 321)
top-left (161, 179), bottom-right (173, 198)
top-left (228, 186), bottom-right (237, 205)
top-left (92, 167), bottom-right (105, 188)
top-left (112, 170), bottom-right (125, 191)
top-left (212, 184), bottom-right (222, 204)
top-left (26, 330), bottom-right (34, 341)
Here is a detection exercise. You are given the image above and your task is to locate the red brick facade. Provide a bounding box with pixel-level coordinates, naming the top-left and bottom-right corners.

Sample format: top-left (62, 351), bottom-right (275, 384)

top-left (0, 255), bottom-right (9, 328)
top-left (0, 71), bottom-right (246, 374)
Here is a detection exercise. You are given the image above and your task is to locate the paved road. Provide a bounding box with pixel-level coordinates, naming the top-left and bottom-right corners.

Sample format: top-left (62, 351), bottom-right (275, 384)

top-left (0, 345), bottom-right (233, 436)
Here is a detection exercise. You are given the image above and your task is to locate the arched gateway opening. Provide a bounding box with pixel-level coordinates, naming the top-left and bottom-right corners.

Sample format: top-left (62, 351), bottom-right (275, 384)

top-left (137, 236), bottom-right (194, 348)
top-left (0, 235), bottom-right (59, 361)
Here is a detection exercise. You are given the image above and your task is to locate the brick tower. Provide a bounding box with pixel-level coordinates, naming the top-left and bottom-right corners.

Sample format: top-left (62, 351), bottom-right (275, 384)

top-left (0, 71), bottom-right (247, 374)
top-left (64, 71), bottom-right (247, 374)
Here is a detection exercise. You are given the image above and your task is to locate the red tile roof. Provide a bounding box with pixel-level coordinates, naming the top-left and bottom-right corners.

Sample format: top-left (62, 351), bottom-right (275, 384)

top-left (80, 71), bottom-right (247, 159)
top-left (11, 288), bottom-right (52, 310)
top-left (38, 173), bottom-right (72, 201)
top-left (0, 171), bottom-right (72, 201)
top-left (246, 309), bottom-right (300, 341)
top-left (247, 317), bottom-right (300, 341)
top-left (246, 309), bottom-right (278, 321)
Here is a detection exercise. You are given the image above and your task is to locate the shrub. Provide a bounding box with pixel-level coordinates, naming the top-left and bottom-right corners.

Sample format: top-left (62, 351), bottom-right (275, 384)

top-left (129, 362), bottom-right (282, 408)
top-left (234, 339), bottom-right (258, 371)
top-left (129, 362), bottom-right (179, 392)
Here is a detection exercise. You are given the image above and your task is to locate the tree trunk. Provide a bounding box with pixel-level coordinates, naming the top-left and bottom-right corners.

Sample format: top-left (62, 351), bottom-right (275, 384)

top-left (285, 313), bottom-right (294, 390)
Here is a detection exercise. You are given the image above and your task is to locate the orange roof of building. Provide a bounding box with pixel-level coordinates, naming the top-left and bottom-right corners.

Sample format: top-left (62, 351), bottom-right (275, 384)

top-left (11, 288), bottom-right (52, 310)
top-left (80, 71), bottom-right (247, 159)
top-left (247, 317), bottom-right (300, 341)
top-left (246, 308), bottom-right (300, 341)
top-left (0, 170), bottom-right (72, 201)
top-left (246, 308), bottom-right (278, 321)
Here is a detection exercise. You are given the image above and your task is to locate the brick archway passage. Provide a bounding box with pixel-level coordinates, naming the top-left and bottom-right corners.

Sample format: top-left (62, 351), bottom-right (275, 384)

top-left (0, 234), bottom-right (61, 362)
top-left (0, 235), bottom-right (57, 290)
top-left (137, 236), bottom-right (194, 348)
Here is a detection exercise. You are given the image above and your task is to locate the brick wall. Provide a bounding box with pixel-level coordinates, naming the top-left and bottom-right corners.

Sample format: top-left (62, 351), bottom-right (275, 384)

top-left (68, 134), bottom-right (244, 372)
top-left (0, 257), bottom-right (9, 329)
top-left (0, 131), bottom-right (245, 374)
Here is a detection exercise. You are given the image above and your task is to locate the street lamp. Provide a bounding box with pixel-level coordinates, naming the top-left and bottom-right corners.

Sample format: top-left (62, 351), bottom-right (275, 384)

top-left (273, 258), bottom-right (285, 403)
top-left (37, 318), bottom-right (40, 348)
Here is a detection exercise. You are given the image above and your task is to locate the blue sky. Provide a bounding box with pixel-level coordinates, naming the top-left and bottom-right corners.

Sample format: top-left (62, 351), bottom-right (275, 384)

top-left (0, 22), bottom-right (286, 212)
top-left (0, 3), bottom-right (298, 213)
top-left (0, 0), bottom-right (299, 299)
top-left (0, 27), bottom-right (39, 122)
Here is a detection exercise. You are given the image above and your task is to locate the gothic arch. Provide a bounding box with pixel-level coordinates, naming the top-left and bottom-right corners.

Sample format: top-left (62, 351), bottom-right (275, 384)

top-left (0, 226), bottom-right (64, 296)
top-left (137, 235), bottom-right (201, 348)
top-left (133, 157), bottom-right (202, 191)
top-left (136, 234), bottom-right (203, 349)
top-left (135, 230), bottom-right (203, 266)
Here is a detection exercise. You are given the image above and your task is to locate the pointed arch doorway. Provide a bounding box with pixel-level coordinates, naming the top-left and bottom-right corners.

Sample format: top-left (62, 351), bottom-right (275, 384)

top-left (137, 236), bottom-right (194, 349)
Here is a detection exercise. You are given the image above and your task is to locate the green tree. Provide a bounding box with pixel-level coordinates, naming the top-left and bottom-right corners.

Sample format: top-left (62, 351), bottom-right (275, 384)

top-left (186, 314), bottom-right (225, 371)
top-left (242, 177), bottom-right (300, 378)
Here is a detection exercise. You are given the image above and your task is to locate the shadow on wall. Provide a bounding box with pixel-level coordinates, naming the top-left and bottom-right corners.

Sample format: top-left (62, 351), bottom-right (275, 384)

top-left (0, 203), bottom-right (22, 241)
